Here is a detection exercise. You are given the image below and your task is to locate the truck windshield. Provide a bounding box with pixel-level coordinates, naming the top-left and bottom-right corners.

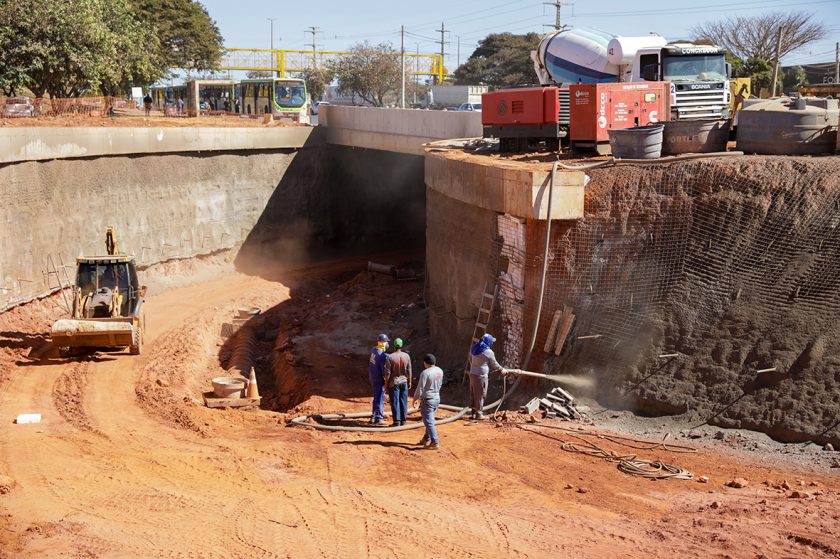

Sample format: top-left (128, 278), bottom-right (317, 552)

top-left (663, 55), bottom-right (727, 81)
top-left (274, 83), bottom-right (306, 109)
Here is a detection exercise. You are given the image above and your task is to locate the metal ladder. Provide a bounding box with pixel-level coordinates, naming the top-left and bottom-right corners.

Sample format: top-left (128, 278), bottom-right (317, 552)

top-left (463, 281), bottom-right (499, 383)
top-left (45, 254), bottom-right (74, 313)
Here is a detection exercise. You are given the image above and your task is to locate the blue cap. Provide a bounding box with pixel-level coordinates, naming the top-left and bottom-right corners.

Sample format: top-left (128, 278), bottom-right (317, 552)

top-left (481, 333), bottom-right (495, 347)
top-left (377, 333), bottom-right (390, 342)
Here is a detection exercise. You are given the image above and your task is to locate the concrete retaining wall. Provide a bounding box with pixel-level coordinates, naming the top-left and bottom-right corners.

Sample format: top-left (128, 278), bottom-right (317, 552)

top-left (319, 105), bottom-right (482, 155)
top-left (425, 188), bottom-right (498, 363)
top-left (0, 126), bottom-right (313, 164)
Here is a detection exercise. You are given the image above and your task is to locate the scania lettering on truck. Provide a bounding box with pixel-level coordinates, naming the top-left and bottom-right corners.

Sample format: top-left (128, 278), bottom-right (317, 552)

top-left (532, 27), bottom-right (730, 120)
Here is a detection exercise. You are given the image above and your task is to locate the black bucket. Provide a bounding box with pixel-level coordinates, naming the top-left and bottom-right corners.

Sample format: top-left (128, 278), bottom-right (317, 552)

top-left (662, 119), bottom-right (730, 155)
top-left (607, 124), bottom-right (664, 159)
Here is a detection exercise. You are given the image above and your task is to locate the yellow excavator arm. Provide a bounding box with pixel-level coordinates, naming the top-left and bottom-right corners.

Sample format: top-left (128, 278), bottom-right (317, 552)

top-left (105, 226), bottom-right (118, 256)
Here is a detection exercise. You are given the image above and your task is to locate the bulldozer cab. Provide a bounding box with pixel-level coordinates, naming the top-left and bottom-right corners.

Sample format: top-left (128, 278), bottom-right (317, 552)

top-left (74, 256), bottom-right (142, 318)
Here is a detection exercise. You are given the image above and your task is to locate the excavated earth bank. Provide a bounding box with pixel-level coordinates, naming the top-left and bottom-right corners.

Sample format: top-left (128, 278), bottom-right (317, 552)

top-left (538, 156), bottom-right (840, 446)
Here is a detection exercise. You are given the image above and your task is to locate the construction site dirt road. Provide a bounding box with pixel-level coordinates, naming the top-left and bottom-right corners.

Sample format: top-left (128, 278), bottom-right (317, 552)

top-left (1, 259), bottom-right (839, 558)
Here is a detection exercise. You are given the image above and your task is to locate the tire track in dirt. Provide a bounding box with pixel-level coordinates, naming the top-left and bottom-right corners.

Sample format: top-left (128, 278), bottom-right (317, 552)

top-left (279, 487), bottom-right (331, 558)
top-left (51, 361), bottom-right (103, 435)
top-left (231, 497), bottom-right (283, 559)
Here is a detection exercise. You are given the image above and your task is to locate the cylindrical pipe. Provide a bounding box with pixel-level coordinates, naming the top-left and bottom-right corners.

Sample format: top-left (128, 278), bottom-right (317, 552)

top-left (367, 261), bottom-right (395, 275)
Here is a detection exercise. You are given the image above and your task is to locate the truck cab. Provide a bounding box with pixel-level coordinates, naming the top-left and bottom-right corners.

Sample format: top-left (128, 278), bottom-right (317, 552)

top-left (632, 44), bottom-right (730, 120)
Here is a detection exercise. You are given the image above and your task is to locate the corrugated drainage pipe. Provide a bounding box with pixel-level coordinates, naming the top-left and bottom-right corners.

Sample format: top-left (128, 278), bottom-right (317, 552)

top-left (227, 324), bottom-right (257, 378)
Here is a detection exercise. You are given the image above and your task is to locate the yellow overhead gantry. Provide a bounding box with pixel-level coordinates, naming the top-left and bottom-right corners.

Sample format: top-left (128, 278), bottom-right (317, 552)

top-left (220, 48), bottom-right (445, 83)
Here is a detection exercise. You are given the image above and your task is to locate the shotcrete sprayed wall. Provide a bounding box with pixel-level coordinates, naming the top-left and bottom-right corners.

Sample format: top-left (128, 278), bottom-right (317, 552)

top-left (489, 157), bottom-right (840, 446)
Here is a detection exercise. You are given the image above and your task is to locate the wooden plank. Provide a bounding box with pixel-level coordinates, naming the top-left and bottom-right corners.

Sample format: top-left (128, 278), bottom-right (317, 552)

top-left (554, 306), bottom-right (576, 355)
top-left (543, 310), bottom-right (563, 353)
top-left (204, 394), bottom-right (261, 409)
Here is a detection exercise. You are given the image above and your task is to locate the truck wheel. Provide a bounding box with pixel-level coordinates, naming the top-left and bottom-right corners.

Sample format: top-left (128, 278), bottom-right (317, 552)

top-left (58, 346), bottom-right (71, 358)
top-left (129, 328), bottom-right (142, 355)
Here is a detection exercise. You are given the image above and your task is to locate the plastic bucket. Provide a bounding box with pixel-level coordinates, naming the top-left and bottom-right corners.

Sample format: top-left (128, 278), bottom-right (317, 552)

top-left (607, 124), bottom-right (664, 159)
top-left (662, 119), bottom-right (730, 155)
top-left (211, 376), bottom-right (246, 398)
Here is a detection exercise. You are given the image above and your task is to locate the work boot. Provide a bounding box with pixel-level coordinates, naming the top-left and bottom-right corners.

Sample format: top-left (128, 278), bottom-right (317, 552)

top-left (427, 442), bottom-right (440, 451)
top-left (475, 411), bottom-right (485, 420)
top-left (418, 437), bottom-right (430, 447)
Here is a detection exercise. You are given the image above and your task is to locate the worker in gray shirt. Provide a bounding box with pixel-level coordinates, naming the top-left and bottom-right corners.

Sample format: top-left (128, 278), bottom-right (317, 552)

top-left (413, 354), bottom-right (444, 450)
top-left (383, 337), bottom-right (411, 426)
top-left (468, 333), bottom-right (506, 420)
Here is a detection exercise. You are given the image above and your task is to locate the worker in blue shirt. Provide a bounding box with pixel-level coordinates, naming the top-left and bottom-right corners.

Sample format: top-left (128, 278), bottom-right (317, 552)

top-left (469, 333), bottom-right (506, 420)
top-left (368, 333), bottom-right (389, 424)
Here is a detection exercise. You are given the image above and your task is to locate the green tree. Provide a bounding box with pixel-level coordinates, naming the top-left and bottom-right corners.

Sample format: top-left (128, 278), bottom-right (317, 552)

top-left (246, 71), bottom-right (274, 79)
top-left (781, 65), bottom-right (806, 91)
top-left (452, 32), bottom-right (540, 87)
top-left (734, 57), bottom-right (782, 94)
top-left (134, 0), bottom-right (224, 72)
top-left (691, 12), bottom-right (827, 60)
top-left (0, 0), bottom-right (161, 98)
top-left (327, 42), bottom-right (400, 107)
top-left (300, 68), bottom-right (333, 102)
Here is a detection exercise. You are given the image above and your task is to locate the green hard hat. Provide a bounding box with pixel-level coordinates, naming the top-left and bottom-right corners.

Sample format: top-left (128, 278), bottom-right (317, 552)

top-left (394, 338), bottom-right (403, 348)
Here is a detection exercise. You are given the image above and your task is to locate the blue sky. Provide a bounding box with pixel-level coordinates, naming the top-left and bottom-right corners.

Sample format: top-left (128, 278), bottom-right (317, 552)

top-left (200, 0), bottom-right (840, 69)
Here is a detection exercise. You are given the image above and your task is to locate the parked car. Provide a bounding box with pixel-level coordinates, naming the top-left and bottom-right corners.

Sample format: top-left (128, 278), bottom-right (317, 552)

top-left (3, 97), bottom-right (35, 117)
top-left (311, 101), bottom-right (329, 115)
top-left (456, 103), bottom-right (482, 112)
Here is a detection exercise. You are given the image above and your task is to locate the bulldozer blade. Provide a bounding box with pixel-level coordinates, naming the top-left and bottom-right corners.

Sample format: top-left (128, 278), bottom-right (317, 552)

top-left (51, 319), bottom-right (134, 348)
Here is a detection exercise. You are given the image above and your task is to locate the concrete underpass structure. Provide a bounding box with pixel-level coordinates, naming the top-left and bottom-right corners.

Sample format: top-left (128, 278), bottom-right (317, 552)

top-left (2, 106), bottom-right (839, 448)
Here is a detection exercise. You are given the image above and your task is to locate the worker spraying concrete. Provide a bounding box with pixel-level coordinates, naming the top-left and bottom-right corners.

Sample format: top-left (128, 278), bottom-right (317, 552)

top-left (468, 333), bottom-right (506, 420)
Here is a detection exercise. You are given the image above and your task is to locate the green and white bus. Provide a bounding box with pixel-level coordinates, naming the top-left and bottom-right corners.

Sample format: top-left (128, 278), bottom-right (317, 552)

top-left (235, 78), bottom-right (309, 123)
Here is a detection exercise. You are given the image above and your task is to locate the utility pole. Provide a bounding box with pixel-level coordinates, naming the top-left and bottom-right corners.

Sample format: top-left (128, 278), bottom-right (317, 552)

top-left (456, 35), bottom-right (461, 68)
top-left (305, 26), bottom-right (321, 69)
top-left (436, 22), bottom-right (450, 84)
top-left (770, 26), bottom-right (782, 97)
top-left (267, 18), bottom-right (277, 76)
top-left (415, 44), bottom-right (420, 105)
top-left (544, 1), bottom-right (572, 32)
top-left (400, 25), bottom-right (406, 109)
top-left (835, 42), bottom-right (839, 83)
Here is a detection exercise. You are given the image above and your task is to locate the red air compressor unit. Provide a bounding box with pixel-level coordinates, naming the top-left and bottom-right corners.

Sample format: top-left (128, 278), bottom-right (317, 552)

top-left (482, 87), bottom-right (570, 153)
top-left (569, 82), bottom-right (670, 154)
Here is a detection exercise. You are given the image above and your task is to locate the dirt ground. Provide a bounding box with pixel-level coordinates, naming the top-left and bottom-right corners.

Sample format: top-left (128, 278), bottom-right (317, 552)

top-left (0, 108), bottom-right (305, 128)
top-left (1, 256), bottom-right (839, 558)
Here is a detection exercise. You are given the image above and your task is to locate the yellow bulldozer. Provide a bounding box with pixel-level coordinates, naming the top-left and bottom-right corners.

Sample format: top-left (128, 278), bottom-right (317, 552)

top-left (51, 227), bottom-right (146, 356)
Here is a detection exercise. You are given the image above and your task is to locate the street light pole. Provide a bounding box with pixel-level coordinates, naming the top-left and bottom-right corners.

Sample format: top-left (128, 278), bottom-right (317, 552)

top-left (268, 18), bottom-right (276, 50)
top-left (267, 18), bottom-right (278, 77)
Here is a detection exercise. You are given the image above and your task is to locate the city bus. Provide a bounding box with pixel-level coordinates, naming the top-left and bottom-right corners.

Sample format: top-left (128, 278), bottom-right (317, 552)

top-left (235, 77), bottom-right (309, 123)
top-left (150, 84), bottom-right (188, 113)
top-left (187, 79), bottom-right (235, 115)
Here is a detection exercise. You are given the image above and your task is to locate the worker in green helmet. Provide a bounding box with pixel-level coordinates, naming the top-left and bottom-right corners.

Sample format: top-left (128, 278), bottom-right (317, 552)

top-left (383, 337), bottom-right (412, 426)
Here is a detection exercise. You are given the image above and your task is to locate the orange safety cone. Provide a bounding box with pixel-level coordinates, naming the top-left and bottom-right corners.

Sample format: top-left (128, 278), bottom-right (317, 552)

top-left (246, 367), bottom-right (260, 399)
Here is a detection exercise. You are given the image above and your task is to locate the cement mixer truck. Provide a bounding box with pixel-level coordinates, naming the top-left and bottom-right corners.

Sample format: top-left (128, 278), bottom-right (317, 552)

top-left (532, 27), bottom-right (730, 120)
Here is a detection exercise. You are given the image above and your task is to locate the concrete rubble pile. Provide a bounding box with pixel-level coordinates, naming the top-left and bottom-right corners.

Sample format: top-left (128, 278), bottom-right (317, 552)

top-left (520, 386), bottom-right (583, 420)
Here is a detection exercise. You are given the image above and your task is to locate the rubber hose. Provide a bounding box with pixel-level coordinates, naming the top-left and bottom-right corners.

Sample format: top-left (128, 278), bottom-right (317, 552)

top-left (489, 159), bottom-right (558, 412)
top-left (521, 159), bottom-right (556, 371)
top-left (616, 150), bottom-right (744, 164)
top-left (289, 405), bottom-right (471, 432)
top-left (556, 159), bottom-right (616, 171)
